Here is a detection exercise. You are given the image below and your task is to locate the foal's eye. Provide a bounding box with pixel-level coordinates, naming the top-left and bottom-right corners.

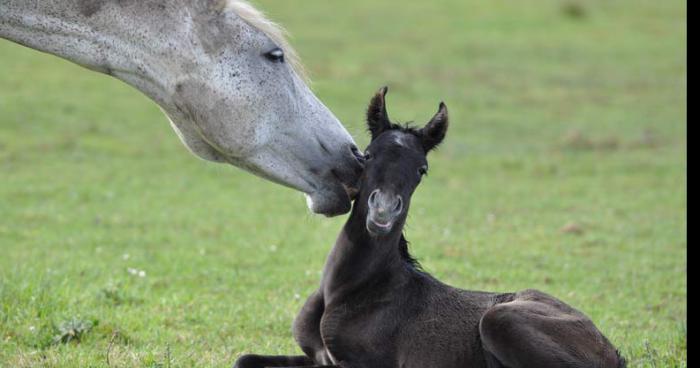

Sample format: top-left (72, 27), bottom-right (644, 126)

top-left (264, 48), bottom-right (285, 63)
top-left (418, 166), bottom-right (428, 176)
top-left (364, 151), bottom-right (373, 160)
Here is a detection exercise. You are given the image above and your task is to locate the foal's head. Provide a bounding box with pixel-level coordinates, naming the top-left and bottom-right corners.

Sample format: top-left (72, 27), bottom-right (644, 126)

top-left (359, 87), bottom-right (448, 237)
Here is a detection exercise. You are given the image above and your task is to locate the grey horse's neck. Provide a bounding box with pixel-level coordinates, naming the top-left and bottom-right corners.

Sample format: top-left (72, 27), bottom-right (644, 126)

top-left (0, 0), bottom-right (208, 107)
top-left (321, 201), bottom-right (412, 305)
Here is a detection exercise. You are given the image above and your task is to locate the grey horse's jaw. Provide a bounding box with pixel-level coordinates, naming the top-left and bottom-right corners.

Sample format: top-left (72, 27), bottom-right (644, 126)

top-left (306, 187), bottom-right (351, 218)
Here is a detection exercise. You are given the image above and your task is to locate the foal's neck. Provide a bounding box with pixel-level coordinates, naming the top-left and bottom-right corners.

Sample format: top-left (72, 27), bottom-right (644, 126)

top-left (321, 200), bottom-right (411, 304)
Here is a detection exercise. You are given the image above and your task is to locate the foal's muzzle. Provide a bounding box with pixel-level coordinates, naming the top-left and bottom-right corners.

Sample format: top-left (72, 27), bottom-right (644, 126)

top-left (366, 189), bottom-right (403, 236)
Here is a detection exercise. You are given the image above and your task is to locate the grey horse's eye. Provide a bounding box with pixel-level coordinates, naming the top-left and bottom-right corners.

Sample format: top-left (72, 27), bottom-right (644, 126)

top-left (418, 166), bottom-right (428, 176)
top-left (264, 48), bottom-right (285, 63)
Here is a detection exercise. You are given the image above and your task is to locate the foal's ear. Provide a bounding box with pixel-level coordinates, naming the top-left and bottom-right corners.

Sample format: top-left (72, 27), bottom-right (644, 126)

top-left (420, 102), bottom-right (449, 152)
top-left (367, 86), bottom-right (392, 140)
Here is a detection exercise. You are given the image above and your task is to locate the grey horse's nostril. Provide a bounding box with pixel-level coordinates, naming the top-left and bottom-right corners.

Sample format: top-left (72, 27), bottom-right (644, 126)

top-left (350, 145), bottom-right (365, 165)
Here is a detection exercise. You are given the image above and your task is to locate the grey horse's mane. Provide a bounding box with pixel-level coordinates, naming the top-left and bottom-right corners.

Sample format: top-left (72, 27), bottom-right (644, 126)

top-left (226, 0), bottom-right (308, 81)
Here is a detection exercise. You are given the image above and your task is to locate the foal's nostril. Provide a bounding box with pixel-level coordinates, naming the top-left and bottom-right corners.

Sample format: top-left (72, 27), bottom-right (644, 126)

top-left (369, 189), bottom-right (379, 206)
top-left (394, 196), bottom-right (403, 213)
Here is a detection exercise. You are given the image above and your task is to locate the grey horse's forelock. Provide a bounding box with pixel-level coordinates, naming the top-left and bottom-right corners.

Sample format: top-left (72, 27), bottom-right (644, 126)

top-left (225, 0), bottom-right (308, 82)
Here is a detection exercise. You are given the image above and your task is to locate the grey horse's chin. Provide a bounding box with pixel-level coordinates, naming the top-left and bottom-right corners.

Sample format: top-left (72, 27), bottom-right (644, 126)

top-left (306, 186), bottom-right (352, 217)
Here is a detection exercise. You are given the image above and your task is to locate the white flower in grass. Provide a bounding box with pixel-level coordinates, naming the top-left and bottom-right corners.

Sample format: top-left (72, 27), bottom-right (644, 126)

top-left (127, 268), bottom-right (146, 278)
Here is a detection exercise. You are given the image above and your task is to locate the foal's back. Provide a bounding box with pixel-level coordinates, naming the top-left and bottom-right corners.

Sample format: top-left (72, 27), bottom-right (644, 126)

top-left (397, 274), bottom-right (623, 368)
top-left (391, 272), bottom-right (512, 368)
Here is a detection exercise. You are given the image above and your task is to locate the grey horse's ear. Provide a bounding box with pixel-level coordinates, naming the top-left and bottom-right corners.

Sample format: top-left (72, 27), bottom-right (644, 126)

top-left (420, 102), bottom-right (448, 152)
top-left (367, 86), bottom-right (391, 140)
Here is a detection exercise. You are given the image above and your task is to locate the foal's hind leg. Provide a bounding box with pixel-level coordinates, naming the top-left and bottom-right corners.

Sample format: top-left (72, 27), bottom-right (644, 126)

top-left (479, 290), bottom-right (624, 368)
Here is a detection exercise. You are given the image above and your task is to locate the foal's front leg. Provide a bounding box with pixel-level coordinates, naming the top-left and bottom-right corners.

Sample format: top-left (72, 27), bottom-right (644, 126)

top-left (235, 291), bottom-right (332, 368)
top-left (293, 290), bottom-right (333, 364)
top-left (233, 354), bottom-right (341, 368)
top-left (233, 354), bottom-right (315, 368)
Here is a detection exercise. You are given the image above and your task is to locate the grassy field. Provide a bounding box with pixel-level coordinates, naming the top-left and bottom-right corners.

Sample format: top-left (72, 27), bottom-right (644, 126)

top-left (0, 0), bottom-right (686, 367)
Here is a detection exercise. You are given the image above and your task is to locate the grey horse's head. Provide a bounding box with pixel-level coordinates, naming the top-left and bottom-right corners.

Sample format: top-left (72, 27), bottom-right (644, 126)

top-left (160, 1), bottom-right (363, 216)
top-left (16, 0), bottom-right (366, 215)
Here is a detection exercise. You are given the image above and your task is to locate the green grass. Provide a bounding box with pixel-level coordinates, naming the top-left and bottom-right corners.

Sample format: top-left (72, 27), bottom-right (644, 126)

top-left (0, 0), bottom-right (686, 366)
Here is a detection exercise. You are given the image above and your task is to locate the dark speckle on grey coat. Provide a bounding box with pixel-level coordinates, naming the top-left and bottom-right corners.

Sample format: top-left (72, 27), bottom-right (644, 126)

top-left (78, 0), bottom-right (139, 18)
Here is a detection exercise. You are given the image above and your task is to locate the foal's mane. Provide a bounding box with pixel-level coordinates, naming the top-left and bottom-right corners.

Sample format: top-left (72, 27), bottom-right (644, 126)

top-left (399, 234), bottom-right (422, 271)
top-left (225, 0), bottom-right (308, 81)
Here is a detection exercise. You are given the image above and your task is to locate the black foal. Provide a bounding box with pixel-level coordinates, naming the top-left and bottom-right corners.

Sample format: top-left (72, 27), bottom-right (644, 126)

top-left (234, 87), bottom-right (625, 368)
